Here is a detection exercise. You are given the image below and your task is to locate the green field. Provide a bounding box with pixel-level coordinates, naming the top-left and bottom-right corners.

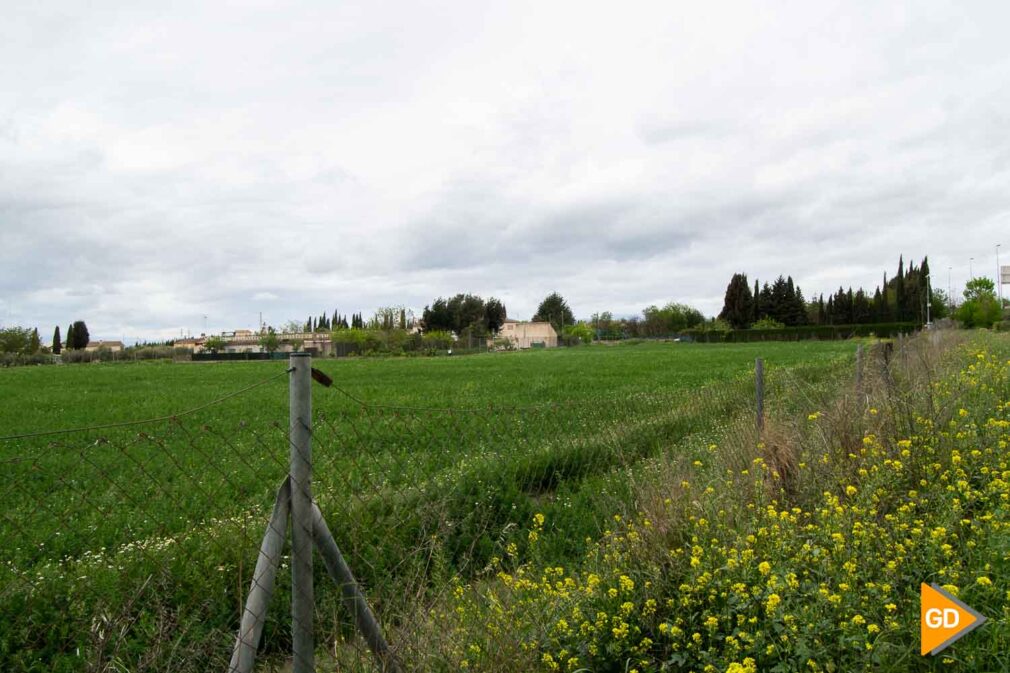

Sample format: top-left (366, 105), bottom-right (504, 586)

top-left (0, 341), bottom-right (857, 671)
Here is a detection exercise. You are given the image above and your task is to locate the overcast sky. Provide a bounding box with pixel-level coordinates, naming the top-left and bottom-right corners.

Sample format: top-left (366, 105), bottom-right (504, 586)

top-left (2, 1), bottom-right (1008, 341)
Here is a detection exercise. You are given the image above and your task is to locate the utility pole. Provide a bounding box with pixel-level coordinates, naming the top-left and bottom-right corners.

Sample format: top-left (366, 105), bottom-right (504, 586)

top-left (925, 269), bottom-right (931, 326)
top-left (948, 266), bottom-right (953, 312)
top-left (970, 257), bottom-right (974, 279)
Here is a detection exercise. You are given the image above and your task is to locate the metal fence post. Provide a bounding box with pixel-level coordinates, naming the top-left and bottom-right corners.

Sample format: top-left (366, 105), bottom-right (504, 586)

top-left (311, 504), bottom-right (400, 672)
top-left (290, 353), bottom-right (314, 673)
top-left (229, 478), bottom-right (291, 673)
top-left (755, 357), bottom-right (764, 433)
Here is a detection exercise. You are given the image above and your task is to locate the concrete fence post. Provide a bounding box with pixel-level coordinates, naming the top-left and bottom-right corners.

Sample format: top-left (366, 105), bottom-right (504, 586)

top-left (755, 357), bottom-right (764, 433)
top-left (289, 353), bottom-right (314, 673)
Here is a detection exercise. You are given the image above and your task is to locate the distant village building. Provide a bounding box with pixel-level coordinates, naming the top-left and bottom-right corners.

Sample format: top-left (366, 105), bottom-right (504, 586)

top-left (84, 340), bottom-right (125, 352)
top-left (496, 320), bottom-right (558, 349)
top-left (178, 321), bottom-right (559, 357)
top-left (178, 331), bottom-right (334, 355)
top-left (174, 337), bottom-right (204, 351)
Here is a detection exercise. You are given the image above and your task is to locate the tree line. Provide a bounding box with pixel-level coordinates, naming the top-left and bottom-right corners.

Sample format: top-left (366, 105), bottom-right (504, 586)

top-left (0, 320), bottom-right (90, 357)
top-left (718, 256), bottom-right (949, 329)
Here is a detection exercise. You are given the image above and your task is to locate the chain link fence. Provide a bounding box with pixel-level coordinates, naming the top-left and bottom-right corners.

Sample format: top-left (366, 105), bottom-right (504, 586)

top-left (0, 338), bottom-right (907, 672)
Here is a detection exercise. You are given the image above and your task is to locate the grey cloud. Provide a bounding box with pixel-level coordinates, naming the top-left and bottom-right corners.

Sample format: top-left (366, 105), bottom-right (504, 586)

top-left (2, 1), bottom-right (1008, 337)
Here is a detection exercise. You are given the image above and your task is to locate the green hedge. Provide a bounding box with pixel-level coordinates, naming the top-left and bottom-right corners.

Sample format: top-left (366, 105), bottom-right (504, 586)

top-left (681, 322), bottom-right (918, 343)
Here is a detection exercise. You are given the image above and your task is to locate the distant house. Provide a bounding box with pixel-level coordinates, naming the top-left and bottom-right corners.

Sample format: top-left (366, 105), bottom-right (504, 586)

top-left (175, 337), bottom-right (205, 351)
top-left (84, 340), bottom-right (125, 353)
top-left (183, 331), bottom-right (335, 355)
top-left (497, 320), bottom-right (558, 349)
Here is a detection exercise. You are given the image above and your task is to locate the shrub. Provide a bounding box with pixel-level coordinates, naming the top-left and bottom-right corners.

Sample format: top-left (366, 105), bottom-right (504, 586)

top-left (421, 330), bottom-right (454, 352)
top-left (751, 317), bottom-right (785, 329)
top-left (0, 352), bottom-right (54, 367)
top-left (562, 323), bottom-right (593, 345)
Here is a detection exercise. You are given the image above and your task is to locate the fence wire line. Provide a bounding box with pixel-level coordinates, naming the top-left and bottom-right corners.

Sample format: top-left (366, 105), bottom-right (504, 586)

top-left (327, 379), bottom-right (582, 414)
top-left (1, 347), bottom-right (875, 672)
top-left (0, 366), bottom-right (294, 442)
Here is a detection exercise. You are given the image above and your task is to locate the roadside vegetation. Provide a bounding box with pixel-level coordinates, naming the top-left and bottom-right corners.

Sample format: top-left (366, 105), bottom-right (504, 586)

top-left (374, 330), bottom-right (1010, 672)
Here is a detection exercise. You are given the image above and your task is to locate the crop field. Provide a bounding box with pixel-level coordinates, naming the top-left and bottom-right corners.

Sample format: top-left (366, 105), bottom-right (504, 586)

top-left (402, 332), bottom-right (1010, 673)
top-left (1, 341), bottom-right (862, 671)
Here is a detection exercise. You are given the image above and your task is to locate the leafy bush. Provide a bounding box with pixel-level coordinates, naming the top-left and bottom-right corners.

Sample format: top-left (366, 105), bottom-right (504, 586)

top-left (0, 352), bottom-right (54, 367)
top-left (0, 326), bottom-right (41, 355)
top-left (421, 330), bottom-right (453, 351)
top-left (562, 323), bottom-right (593, 345)
top-left (751, 317), bottom-right (785, 329)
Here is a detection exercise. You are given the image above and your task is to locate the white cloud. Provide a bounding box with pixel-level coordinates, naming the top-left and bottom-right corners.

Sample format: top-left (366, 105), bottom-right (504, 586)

top-left (1, 0), bottom-right (1008, 338)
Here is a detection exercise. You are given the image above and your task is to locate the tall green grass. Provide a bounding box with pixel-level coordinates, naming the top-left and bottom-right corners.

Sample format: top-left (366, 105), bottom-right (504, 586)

top-left (0, 341), bottom-right (857, 671)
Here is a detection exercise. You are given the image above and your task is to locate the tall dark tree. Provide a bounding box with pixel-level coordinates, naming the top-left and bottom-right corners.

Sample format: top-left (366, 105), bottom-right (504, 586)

top-left (66, 324), bottom-right (75, 350)
top-left (791, 282), bottom-right (808, 325)
top-left (765, 276), bottom-right (790, 324)
top-left (533, 292), bottom-right (575, 334)
top-left (448, 294), bottom-right (486, 335)
top-left (52, 326), bottom-right (62, 354)
top-left (758, 282), bottom-right (773, 321)
top-left (484, 297), bottom-right (507, 333)
top-left (422, 298), bottom-right (454, 332)
top-left (718, 273), bottom-right (754, 329)
top-left (853, 289), bottom-right (872, 323)
top-left (895, 256), bottom-right (907, 321)
top-left (918, 257), bottom-right (932, 323)
top-left (752, 279), bottom-right (761, 322)
top-left (72, 321), bottom-right (90, 349)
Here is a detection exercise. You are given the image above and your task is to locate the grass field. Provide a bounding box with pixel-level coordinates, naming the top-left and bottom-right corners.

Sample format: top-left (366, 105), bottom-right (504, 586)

top-left (0, 341), bottom-right (860, 671)
top-left (421, 332), bottom-right (1010, 673)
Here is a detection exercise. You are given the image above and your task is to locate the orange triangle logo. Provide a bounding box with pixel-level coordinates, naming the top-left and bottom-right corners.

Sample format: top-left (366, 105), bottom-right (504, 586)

top-left (921, 583), bottom-right (986, 655)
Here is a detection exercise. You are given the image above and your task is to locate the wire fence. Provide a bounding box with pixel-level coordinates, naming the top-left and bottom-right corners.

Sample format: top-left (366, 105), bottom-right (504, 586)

top-left (0, 336), bottom-right (937, 673)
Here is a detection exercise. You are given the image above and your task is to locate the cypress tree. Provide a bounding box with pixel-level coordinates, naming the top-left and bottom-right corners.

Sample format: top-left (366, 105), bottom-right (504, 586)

top-left (718, 273), bottom-right (754, 329)
top-left (768, 276), bottom-right (790, 324)
top-left (66, 324), bottom-right (75, 350)
top-left (759, 283), bottom-right (773, 321)
top-left (72, 321), bottom-right (90, 349)
top-left (753, 279), bottom-right (761, 322)
top-left (793, 284), bottom-right (808, 325)
top-left (52, 326), bottom-right (62, 354)
top-left (895, 256), bottom-right (907, 321)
